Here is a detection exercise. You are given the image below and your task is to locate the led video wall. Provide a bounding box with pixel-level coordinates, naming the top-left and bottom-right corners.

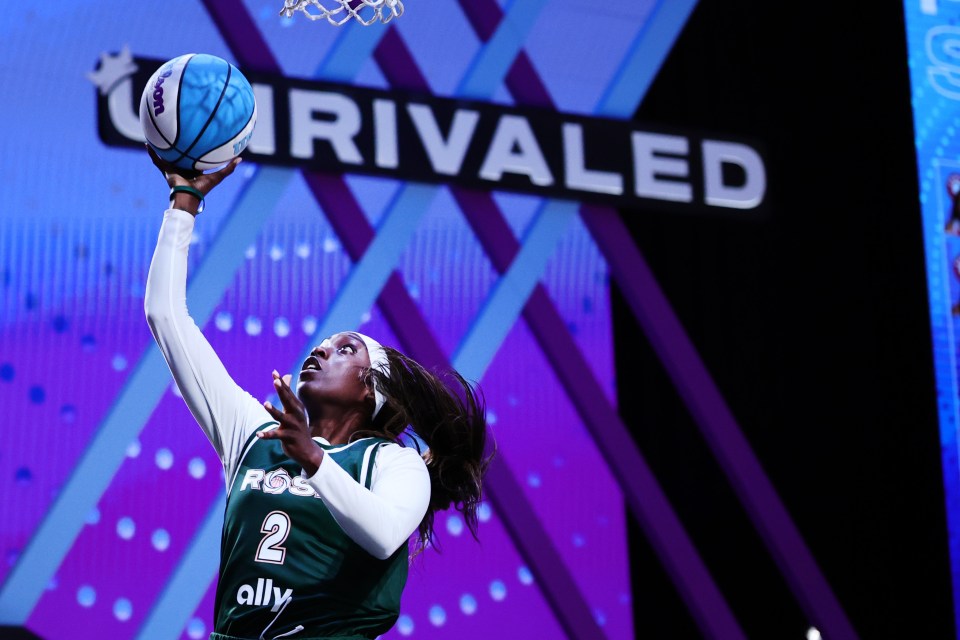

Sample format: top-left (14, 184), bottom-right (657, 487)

top-left (0, 1), bottom-right (705, 638)
top-left (904, 2), bottom-right (960, 637)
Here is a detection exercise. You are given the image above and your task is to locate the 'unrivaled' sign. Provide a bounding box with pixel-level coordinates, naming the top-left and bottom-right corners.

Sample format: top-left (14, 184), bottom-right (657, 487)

top-left (95, 54), bottom-right (768, 213)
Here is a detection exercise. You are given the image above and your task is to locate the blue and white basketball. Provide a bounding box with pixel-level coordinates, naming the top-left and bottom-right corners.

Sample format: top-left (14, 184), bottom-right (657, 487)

top-left (139, 53), bottom-right (257, 171)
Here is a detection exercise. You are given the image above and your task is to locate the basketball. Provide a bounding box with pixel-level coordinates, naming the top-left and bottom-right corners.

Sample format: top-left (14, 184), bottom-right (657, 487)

top-left (139, 53), bottom-right (257, 171)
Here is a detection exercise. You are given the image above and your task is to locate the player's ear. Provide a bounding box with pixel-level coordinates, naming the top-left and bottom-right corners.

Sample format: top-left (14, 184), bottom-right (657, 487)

top-left (361, 376), bottom-right (378, 408)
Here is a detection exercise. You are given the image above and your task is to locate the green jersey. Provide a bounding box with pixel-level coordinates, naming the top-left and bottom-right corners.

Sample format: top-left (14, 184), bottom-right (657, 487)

top-left (215, 424), bottom-right (409, 639)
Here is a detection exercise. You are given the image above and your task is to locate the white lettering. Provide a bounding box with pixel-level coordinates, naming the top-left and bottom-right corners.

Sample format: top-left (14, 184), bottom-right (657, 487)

top-left (480, 114), bottom-right (554, 186)
top-left (237, 583), bottom-right (255, 605)
top-left (408, 104), bottom-right (480, 175)
top-left (271, 587), bottom-right (294, 612)
top-left (255, 577), bottom-right (265, 606)
top-left (563, 123), bottom-right (623, 195)
top-left (374, 99), bottom-right (398, 169)
top-left (109, 77), bottom-right (145, 142)
top-left (256, 511), bottom-right (291, 564)
top-left (289, 89), bottom-right (363, 164)
top-left (241, 469), bottom-right (320, 497)
top-left (927, 26), bottom-right (960, 99)
top-left (702, 140), bottom-right (766, 209)
top-left (240, 469), bottom-right (265, 491)
top-left (289, 475), bottom-right (316, 497)
top-left (100, 62), bottom-right (770, 212)
top-left (632, 132), bottom-right (692, 203)
top-left (250, 84), bottom-right (276, 155)
top-left (236, 580), bottom-right (294, 609)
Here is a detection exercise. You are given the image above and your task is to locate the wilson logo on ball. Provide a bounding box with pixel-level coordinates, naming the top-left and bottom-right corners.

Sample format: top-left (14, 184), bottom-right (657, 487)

top-left (139, 52), bottom-right (257, 171)
top-left (151, 68), bottom-right (174, 117)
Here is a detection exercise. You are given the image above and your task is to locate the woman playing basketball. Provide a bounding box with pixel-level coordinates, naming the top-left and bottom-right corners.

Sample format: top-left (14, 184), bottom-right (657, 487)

top-left (143, 147), bottom-right (491, 640)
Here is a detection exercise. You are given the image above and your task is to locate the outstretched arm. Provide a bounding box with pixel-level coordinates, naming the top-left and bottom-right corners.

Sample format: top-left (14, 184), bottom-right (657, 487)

top-left (143, 148), bottom-right (271, 481)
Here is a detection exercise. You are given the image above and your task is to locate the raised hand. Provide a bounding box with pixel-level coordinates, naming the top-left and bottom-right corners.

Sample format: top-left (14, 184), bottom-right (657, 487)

top-left (146, 144), bottom-right (242, 214)
top-left (260, 370), bottom-right (325, 476)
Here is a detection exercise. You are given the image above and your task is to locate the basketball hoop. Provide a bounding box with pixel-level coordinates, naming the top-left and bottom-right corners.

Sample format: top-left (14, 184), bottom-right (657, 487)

top-left (280, 0), bottom-right (403, 26)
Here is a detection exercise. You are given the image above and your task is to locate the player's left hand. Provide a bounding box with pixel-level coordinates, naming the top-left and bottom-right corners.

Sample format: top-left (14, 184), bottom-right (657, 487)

top-left (260, 370), bottom-right (325, 475)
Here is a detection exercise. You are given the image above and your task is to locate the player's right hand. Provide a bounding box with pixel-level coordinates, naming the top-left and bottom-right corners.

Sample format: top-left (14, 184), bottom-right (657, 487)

top-left (146, 144), bottom-right (242, 197)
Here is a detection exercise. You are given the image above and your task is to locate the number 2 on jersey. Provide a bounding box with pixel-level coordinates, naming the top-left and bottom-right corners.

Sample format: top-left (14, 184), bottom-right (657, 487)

top-left (256, 511), bottom-right (291, 564)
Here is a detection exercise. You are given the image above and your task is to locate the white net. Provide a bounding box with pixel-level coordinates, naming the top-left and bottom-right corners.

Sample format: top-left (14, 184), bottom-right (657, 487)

top-left (280, 0), bottom-right (404, 26)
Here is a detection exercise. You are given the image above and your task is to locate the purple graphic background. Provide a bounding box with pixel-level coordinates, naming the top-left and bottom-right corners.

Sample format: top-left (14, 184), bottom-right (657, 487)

top-left (0, 1), bottom-right (655, 638)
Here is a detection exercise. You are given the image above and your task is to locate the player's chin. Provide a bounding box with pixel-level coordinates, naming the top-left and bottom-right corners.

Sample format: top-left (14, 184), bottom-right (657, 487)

top-left (296, 379), bottom-right (323, 404)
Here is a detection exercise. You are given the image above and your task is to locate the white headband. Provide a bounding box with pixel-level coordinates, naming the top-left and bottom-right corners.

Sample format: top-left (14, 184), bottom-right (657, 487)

top-left (355, 333), bottom-right (390, 419)
top-left (314, 333), bottom-right (390, 419)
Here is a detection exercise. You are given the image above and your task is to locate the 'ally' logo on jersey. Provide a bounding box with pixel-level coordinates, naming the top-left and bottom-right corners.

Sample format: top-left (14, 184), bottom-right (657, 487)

top-left (240, 468), bottom-right (319, 498)
top-left (236, 577), bottom-right (293, 612)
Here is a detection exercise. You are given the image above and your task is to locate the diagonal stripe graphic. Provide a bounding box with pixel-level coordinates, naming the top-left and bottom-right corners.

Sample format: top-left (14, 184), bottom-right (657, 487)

top-left (453, 188), bottom-right (746, 640)
top-left (596, 0), bottom-right (700, 115)
top-left (457, 0), bottom-right (550, 100)
top-left (451, 199), bottom-right (576, 379)
top-left (285, 183), bottom-right (437, 376)
top-left (446, 1), bottom-right (748, 636)
top-left (133, 497), bottom-right (224, 640)
top-left (579, 2), bottom-right (858, 636)
top-left (453, 0), bottom-right (857, 636)
top-left (580, 206), bottom-right (860, 639)
top-left (317, 20), bottom-right (389, 82)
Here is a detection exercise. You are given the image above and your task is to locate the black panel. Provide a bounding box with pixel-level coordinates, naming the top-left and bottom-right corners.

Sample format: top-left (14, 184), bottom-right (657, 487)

top-left (615, 1), bottom-right (954, 638)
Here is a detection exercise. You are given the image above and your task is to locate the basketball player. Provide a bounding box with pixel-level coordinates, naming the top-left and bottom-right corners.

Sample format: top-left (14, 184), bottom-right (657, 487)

top-left (143, 147), bottom-right (491, 640)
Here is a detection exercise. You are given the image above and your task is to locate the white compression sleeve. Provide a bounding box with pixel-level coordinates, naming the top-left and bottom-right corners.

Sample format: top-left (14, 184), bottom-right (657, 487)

top-left (306, 442), bottom-right (430, 559)
top-left (144, 208), bottom-right (272, 485)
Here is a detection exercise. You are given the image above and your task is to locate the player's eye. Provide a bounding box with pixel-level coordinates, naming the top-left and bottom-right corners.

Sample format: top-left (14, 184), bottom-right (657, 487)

top-left (338, 345), bottom-right (356, 354)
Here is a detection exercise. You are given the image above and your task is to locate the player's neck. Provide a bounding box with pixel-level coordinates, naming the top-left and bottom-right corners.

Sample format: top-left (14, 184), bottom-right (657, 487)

top-left (309, 411), bottom-right (368, 445)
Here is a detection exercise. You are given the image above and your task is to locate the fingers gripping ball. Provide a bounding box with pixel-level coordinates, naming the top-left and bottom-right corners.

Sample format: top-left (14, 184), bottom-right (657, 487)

top-left (140, 53), bottom-right (257, 171)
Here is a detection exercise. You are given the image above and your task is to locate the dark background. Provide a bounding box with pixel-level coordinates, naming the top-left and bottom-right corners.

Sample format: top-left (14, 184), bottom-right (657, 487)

top-left (613, 1), bottom-right (955, 638)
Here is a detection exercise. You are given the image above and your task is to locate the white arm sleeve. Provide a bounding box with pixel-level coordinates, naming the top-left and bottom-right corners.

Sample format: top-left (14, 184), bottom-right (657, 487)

top-left (306, 443), bottom-right (431, 560)
top-left (144, 208), bottom-right (272, 484)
